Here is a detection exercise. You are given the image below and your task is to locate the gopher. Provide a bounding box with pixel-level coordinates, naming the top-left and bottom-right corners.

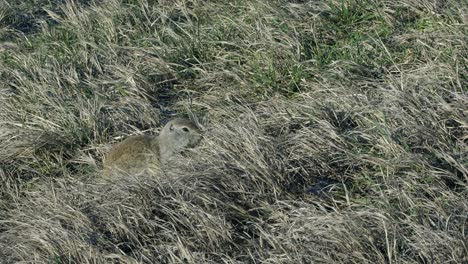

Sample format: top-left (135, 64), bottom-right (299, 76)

top-left (103, 118), bottom-right (202, 176)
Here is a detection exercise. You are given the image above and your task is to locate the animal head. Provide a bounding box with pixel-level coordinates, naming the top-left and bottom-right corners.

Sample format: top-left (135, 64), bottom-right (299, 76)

top-left (158, 118), bottom-right (202, 159)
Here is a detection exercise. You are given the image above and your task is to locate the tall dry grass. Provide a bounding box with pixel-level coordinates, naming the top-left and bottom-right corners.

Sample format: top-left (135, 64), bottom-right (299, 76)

top-left (0, 0), bottom-right (466, 263)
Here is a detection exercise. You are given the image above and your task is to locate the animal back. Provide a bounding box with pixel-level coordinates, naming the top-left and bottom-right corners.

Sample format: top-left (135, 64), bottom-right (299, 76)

top-left (103, 135), bottom-right (159, 174)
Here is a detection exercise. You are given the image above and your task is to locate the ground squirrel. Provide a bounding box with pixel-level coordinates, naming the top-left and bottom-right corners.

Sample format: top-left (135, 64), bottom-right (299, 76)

top-left (103, 118), bottom-right (202, 176)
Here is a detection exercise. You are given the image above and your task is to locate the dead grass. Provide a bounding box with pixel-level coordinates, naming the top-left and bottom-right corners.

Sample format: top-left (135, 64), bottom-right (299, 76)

top-left (0, 0), bottom-right (466, 263)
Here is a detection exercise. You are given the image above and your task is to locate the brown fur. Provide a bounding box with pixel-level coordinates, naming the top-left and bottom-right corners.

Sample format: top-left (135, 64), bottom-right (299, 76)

top-left (103, 118), bottom-right (202, 176)
top-left (103, 135), bottom-right (159, 175)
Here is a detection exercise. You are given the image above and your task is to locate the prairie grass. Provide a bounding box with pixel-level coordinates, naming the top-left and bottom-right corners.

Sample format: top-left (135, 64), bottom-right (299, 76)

top-left (0, 0), bottom-right (466, 263)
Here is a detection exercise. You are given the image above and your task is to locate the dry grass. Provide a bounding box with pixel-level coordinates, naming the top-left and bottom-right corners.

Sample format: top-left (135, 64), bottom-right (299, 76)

top-left (0, 0), bottom-right (466, 263)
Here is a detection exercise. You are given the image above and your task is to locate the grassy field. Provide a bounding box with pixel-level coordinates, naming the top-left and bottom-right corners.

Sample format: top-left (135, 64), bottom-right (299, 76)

top-left (0, 0), bottom-right (466, 263)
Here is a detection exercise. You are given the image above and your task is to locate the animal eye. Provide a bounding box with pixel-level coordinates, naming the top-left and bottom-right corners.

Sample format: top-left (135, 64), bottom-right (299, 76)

top-left (182, 127), bottom-right (189, 132)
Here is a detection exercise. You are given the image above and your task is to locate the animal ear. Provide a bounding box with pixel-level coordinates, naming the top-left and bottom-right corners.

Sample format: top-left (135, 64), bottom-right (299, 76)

top-left (169, 124), bottom-right (174, 131)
